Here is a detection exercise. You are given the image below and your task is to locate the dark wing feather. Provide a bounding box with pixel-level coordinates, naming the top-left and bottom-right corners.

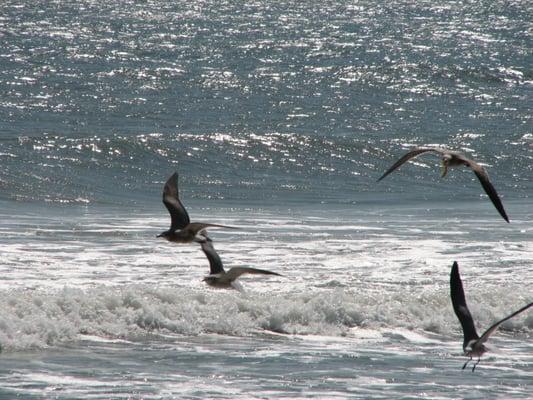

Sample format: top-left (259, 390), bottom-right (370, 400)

top-left (162, 172), bottom-right (190, 230)
top-left (477, 302), bottom-right (533, 346)
top-left (200, 240), bottom-right (225, 274)
top-left (450, 262), bottom-right (479, 345)
top-left (464, 161), bottom-right (510, 223)
top-left (377, 148), bottom-right (445, 181)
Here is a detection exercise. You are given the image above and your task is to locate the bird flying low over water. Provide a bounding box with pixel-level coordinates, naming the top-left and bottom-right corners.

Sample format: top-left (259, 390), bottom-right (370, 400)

top-left (450, 261), bottom-right (532, 371)
top-left (200, 236), bottom-right (282, 290)
top-left (157, 172), bottom-right (237, 243)
top-left (377, 147), bottom-right (509, 222)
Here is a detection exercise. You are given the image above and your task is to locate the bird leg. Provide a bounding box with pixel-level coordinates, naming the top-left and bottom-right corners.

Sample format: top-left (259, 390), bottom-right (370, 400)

top-left (471, 357), bottom-right (481, 372)
top-left (462, 357), bottom-right (472, 370)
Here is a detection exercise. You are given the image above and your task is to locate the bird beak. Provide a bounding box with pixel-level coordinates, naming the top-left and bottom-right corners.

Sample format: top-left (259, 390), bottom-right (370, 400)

top-left (156, 233), bottom-right (163, 238)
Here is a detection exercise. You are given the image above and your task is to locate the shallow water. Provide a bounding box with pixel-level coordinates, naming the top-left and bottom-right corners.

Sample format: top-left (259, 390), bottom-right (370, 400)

top-left (1, 202), bottom-right (532, 398)
top-left (0, 333), bottom-right (532, 399)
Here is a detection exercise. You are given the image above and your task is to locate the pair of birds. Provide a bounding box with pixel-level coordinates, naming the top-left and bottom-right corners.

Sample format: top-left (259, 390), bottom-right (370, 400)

top-left (380, 147), bottom-right (530, 371)
top-left (157, 172), bottom-right (281, 290)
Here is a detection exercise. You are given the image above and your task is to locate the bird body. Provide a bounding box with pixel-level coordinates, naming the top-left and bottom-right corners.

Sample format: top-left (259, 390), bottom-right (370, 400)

top-left (378, 147), bottom-right (510, 222)
top-left (450, 261), bottom-right (532, 371)
top-left (157, 172), bottom-right (236, 243)
top-left (463, 339), bottom-right (487, 359)
top-left (158, 222), bottom-right (234, 243)
top-left (203, 273), bottom-right (233, 289)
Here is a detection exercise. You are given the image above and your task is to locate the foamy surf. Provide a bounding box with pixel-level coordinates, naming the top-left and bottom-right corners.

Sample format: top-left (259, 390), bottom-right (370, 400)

top-left (0, 281), bottom-right (530, 353)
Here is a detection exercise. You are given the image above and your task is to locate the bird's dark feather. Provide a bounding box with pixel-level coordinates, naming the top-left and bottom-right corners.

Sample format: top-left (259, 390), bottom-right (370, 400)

top-left (450, 262), bottom-right (480, 348)
top-left (162, 172), bottom-right (190, 230)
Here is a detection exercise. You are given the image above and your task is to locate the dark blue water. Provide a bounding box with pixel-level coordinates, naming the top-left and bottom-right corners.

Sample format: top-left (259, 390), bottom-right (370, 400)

top-left (0, 0), bottom-right (531, 206)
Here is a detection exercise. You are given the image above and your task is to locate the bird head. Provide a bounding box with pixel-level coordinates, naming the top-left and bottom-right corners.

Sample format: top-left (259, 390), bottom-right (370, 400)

top-left (156, 230), bottom-right (171, 239)
top-left (202, 276), bottom-right (217, 284)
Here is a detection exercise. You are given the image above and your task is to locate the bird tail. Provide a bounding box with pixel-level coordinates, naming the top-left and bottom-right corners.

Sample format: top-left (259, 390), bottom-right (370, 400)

top-left (205, 223), bottom-right (240, 229)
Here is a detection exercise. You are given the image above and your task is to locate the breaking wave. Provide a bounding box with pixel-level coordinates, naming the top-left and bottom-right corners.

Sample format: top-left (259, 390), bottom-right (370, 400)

top-left (1, 283), bottom-right (531, 352)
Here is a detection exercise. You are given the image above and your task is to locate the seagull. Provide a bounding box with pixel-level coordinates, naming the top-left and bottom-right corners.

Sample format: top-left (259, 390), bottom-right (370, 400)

top-left (450, 261), bottom-right (532, 371)
top-left (377, 147), bottom-right (509, 222)
top-left (200, 236), bottom-right (281, 290)
top-left (157, 172), bottom-right (237, 243)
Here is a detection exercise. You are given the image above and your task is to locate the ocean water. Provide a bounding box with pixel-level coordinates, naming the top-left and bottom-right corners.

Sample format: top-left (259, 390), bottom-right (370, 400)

top-left (0, 0), bottom-right (532, 398)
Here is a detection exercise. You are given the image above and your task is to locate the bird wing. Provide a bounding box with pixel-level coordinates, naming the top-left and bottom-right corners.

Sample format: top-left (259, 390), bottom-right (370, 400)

top-left (200, 239), bottom-right (225, 274)
top-left (162, 172), bottom-right (190, 230)
top-left (377, 147), bottom-right (446, 181)
top-left (462, 160), bottom-right (510, 223)
top-left (187, 223), bottom-right (239, 235)
top-left (225, 267), bottom-right (282, 281)
top-left (477, 302), bottom-right (533, 346)
top-left (450, 262), bottom-right (480, 344)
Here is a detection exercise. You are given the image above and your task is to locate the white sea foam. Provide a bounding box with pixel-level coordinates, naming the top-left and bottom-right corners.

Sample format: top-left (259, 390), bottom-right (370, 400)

top-left (1, 205), bottom-right (532, 353)
top-left (0, 280), bottom-right (530, 352)
top-left (0, 201), bottom-right (531, 400)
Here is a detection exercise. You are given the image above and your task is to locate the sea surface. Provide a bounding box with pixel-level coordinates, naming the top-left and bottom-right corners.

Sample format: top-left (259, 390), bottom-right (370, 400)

top-left (0, 0), bottom-right (532, 398)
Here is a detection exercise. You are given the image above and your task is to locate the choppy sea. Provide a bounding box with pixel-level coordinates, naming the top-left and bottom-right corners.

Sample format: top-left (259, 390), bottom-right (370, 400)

top-left (0, 1), bottom-right (532, 398)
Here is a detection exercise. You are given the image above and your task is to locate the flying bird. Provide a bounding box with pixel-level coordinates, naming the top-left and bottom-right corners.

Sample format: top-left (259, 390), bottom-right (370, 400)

top-left (157, 172), bottom-right (236, 243)
top-left (377, 147), bottom-right (509, 222)
top-left (200, 236), bottom-right (281, 290)
top-left (450, 261), bottom-right (532, 371)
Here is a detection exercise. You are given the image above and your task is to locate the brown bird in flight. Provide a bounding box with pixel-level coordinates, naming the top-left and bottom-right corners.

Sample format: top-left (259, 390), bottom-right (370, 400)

top-left (378, 147), bottom-right (509, 222)
top-left (157, 172), bottom-right (236, 244)
top-left (200, 236), bottom-right (281, 290)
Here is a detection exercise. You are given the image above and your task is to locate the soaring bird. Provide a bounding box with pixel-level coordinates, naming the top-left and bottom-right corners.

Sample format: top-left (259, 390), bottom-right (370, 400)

top-left (200, 236), bottom-right (281, 290)
top-left (450, 261), bottom-right (532, 371)
top-left (157, 172), bottom-right (236, 243)
top-left (377, 147), bottom-right (509, 222)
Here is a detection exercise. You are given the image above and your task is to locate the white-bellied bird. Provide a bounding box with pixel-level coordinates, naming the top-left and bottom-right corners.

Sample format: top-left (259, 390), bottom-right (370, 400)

top-left (450, 261), bottom-right (532, 371)
top-left (378, 147), bottom-right (509, 222)
top-left (200, 236), bottom-right (281, 290)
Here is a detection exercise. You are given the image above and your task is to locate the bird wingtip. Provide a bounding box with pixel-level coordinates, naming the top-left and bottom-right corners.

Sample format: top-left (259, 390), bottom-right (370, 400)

top-left (451, 261), bottom-right (460, 276)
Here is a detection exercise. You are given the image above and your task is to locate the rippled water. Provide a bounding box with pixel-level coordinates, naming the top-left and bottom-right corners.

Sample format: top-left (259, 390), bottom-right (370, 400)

top-left (0, 0), bottom-right (532, 398)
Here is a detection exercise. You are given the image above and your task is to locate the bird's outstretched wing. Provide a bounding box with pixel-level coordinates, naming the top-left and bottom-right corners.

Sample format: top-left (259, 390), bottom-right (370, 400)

top-left (225, 267), bottom-right (282, 281)
top-left (450, 262), bottom-right (480, 345)
top-left (377, 147), bottom-right (446, 181)
top-left (462, 160), bottom-right (510, 223)
top-left (187, 222), bottom-right (240, 235)
top-left (162, 172), bottom-right (190, 230)
top-left (477, 302), bottom-right (533, 346)
top-left (200, 239), bottom-right (225, 274)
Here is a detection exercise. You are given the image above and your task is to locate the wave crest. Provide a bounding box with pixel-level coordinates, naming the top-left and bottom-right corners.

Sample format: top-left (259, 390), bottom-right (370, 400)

top-left (0, 284), bottom-right (530, 352)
